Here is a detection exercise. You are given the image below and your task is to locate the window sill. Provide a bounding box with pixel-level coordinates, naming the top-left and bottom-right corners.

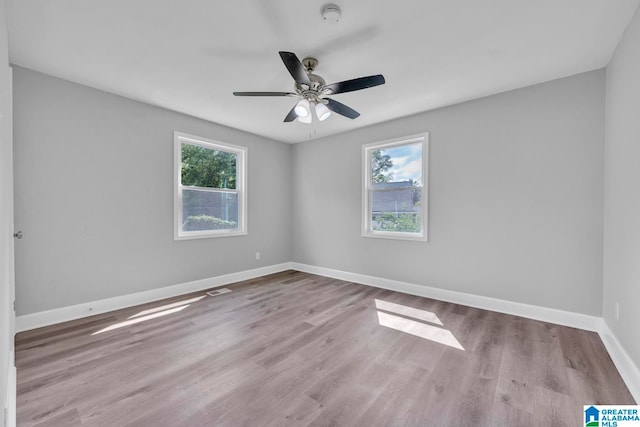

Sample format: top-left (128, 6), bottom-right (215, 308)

top-left (175, 230), bottom-right (247, 240)
top-left (361, 231), bottom-right (428, 242)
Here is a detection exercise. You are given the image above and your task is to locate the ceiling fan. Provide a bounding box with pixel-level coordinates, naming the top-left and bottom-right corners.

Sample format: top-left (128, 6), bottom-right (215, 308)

top-left (233, 51), bottom-right (385, 123)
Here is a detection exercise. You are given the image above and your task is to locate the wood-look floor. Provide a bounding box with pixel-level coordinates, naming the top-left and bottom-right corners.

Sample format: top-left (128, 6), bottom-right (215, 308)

top-left (16, 271), bottom-right (634, 426)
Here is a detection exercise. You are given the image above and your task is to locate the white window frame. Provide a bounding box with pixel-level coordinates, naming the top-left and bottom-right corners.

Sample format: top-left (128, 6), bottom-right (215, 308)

top-left (362, 132), bottom-right (429, 241)
top-left (174, 131), bottom-right (247, 240)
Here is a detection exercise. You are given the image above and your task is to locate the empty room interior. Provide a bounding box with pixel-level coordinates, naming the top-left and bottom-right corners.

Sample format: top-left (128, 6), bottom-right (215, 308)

top-left (1, 0), bottom-right (640, 426)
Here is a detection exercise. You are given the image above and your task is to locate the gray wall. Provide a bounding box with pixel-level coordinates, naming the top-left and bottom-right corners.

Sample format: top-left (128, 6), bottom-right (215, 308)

top-left (0, 0), bottom-right (13, 421)
top-left (13, 67), bottom-right (292, 315)
top-left (292, 70), bottom-right (605, 315)
top-left (11, 60), bottom-right (612, 320)
top-left (603, 5), bottom-right (640, 366)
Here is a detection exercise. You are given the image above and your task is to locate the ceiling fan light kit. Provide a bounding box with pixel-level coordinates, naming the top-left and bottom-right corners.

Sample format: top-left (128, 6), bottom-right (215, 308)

top-left (293, 97), bottom-right (330, 122)
top-left (233, 51), bottom-right (385, 124)
top-left (298, 112), bottom-right (312, 124)
top-left (294, 99), bottom-right (310, 118)
top-left (295, 99), bottom-right (313, 123)
top-left (315, 102), bottom-right (332, 121)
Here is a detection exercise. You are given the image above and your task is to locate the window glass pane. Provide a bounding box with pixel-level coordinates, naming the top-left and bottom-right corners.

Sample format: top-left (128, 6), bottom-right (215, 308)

top-left (370, 142), bottom-right (422, 233)
top-left (371, 142), bottom-right (422, 185)
top-left (182, 189), bottom-right (238, 231)
top-left (371, 190), bottom-right (422, 232)
top-left (181, 143), bottom-right (237, 189)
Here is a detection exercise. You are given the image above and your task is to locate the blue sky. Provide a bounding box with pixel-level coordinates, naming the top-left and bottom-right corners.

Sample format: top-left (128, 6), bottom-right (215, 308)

top-left (381, 142), bottom-right (422, 184)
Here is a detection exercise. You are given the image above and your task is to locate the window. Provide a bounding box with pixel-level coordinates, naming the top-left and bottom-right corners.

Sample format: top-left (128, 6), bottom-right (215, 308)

top-left (363, 133), bottom-right (428, 241)
top-left (174, 132), bottom-right (247, 239)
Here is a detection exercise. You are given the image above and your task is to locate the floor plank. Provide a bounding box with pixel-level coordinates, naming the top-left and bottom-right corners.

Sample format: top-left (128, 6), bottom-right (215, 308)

top-left (15, 271), bottom-right (635, 426)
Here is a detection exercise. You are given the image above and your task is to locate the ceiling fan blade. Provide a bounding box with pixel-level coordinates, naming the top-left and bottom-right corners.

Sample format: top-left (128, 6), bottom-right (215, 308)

top-left (233, 91), bottom-right (296, 96)
top-left (325, 98), bottom-right (360, 119)
top-left (322, 74), bottom-right (385, 95)
top-left (283, 105), bottom-right (298, 122)
top-left (279, 51), bottom-right (312, 86)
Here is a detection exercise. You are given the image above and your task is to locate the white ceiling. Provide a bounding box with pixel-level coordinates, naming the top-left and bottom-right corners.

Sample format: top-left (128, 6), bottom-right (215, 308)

top-left (6, 0), bottom-right (640, 143)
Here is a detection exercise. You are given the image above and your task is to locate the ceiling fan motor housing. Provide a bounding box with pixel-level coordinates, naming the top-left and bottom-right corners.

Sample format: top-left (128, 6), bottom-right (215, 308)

top-left (297, 73), bottom-right (325, 92)
top-left (296, 58), bottom-right (325, 94)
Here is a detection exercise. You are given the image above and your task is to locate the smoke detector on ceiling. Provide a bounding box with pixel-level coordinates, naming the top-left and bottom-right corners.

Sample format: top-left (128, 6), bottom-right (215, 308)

top-left (321, 4), bottom-right (342, 24)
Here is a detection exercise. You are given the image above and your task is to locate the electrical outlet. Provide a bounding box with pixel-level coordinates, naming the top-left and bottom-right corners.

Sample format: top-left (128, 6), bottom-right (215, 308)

top-left (256, 251), bottom-right (261, 260)
top-left (615, 302), bottom-right (620, 321)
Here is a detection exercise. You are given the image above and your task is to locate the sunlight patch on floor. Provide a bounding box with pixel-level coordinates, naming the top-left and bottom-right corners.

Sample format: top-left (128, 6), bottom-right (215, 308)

top-left (374, 299), bottom-right (443, 325)
top-left (93, 305), bottom-right (190, 335)
top-left (375, 300), bottom-right (464, 350)
top-left (128, 295), bottom-right (206, 319)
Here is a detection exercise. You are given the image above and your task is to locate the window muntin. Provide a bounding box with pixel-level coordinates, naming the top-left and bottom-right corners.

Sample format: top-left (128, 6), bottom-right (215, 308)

top-left (174, 132), bottom-right (247, 239)
top-left (363, 133), bottom-right (428, 241)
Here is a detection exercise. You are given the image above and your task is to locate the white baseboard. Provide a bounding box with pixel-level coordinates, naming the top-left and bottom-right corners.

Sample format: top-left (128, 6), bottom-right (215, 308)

top-left (5, 350), bottom-right (16, 427)
top-left (598, 320), bottom-right (640, 403)
top-left (291, 262), bottom-right (601, 332)
top-left (15, 263), bottom-right (292, 333)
